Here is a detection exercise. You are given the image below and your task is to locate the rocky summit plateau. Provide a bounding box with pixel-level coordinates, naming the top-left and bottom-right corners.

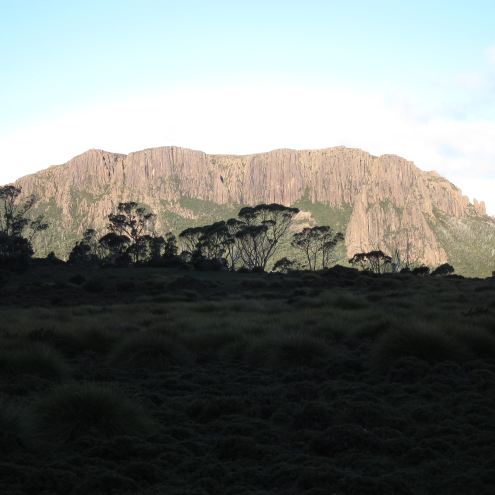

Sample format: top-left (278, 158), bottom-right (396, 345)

top-left (14, 146), bottom-right (495, 276)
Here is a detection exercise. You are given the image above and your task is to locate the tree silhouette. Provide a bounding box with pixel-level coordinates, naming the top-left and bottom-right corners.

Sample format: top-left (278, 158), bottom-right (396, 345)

top-left (273, 257), bottom-right (297, 273)
top-left (235, 204), bottom-right (299, 270)
top-left (431, 263), bottom-right (455, 276)
top-left (179, 226), bottom-right (204, 258)
top-left (99, 232), bottom-right (131, 265)
top-left (292, 226), bottom-right (344, 270)
top-left (0, 185), bottom-right (48, 264)
top-left (106, 202), bottom-right (156, 263)
top-left (349, 250), bottom-right (392, 274)
top-left (68, 228), bottom-right (101, 264)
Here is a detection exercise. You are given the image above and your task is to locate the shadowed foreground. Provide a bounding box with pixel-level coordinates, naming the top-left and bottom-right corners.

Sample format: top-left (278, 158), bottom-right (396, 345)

top-left (0, 264), bottom-right (494, 494)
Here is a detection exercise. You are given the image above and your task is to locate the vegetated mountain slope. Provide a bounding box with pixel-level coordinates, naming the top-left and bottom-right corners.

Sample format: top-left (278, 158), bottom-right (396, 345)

top-left (15, 146), bottom-right (495, 276)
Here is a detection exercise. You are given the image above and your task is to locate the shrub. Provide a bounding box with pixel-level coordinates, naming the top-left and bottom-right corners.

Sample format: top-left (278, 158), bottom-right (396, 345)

top-left (31, 384), bottom-right (154, 445)
top-left (0, 344), bottom-right (70, 381)
top-left (372, 325), bottom-right (470, 370)
top-left (108, 332), bottom-right (191, 370)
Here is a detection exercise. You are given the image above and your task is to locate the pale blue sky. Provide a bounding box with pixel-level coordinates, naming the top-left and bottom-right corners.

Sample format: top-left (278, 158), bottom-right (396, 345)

top-left (1, 1), bottom-right (495, 211)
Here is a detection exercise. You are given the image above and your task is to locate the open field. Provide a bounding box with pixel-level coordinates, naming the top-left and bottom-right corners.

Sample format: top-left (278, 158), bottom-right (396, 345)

top-left (1, 263), bottom-right (495, 494)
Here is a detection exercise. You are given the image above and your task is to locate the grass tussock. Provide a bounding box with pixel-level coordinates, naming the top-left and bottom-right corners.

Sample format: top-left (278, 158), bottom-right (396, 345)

top-left (183, 329), bottom-right (247, 362)
top-left (0, 343), bottom-right (70, 381)
top-left (449, 326), bottom-right (495, 359)
top-left (372, 324), bottom-right (470, 370)
top-left (26, 327), bottom-right (118, 356)
top-left (246, 331), bottom-right (332, 368)
top-left (0, 405), bottom-right (25, 452)
top-left (31, 384), bottom-right (155, 445)
top-left (108, 332), bottom-right (192, 370)
top-left (331, 292), bottom-right (369, 310)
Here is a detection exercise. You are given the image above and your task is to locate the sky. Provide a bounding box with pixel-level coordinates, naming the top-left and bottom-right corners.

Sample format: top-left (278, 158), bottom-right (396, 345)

top-left (1, 0), bottom-right (494, 213)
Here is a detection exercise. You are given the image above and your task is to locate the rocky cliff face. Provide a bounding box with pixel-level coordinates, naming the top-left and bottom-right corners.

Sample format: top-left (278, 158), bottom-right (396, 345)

top-left (14, 146), bottom-right (494, 275)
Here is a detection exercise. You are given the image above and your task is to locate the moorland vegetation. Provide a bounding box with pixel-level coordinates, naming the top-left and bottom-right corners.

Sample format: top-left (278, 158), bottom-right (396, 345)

top-left (0, 185), bottom-right (494, 494)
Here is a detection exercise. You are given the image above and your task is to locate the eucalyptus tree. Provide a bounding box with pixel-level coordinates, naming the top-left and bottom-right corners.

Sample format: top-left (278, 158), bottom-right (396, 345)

top-left (106, 202), bottom-right (156, 262)
top-left (292, 226), bottom-right (344, 270)
top-left (235, 204), bottom-right (299, 270)
top-left (349, 250), bottom-right (392, 274)
top-left (0, 185), bottom-right (48, 263)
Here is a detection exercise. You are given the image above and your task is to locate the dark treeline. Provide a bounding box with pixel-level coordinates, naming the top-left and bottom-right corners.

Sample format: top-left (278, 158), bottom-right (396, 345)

top-left (0, 185), bottom-right (456, 275)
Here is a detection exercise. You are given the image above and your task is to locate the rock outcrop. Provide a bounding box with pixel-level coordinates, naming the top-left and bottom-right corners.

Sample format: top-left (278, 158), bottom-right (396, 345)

top-left (14, 146), bottom-right (493, 273)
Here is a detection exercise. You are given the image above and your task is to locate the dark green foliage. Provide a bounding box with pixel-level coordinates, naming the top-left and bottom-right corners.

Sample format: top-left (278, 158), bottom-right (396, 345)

top-left (31, 384), bottom-right (154, 445)
top-left (109, 332), bottom-right (191, 369)
top-left (0, 343), bottom-right (70, 381)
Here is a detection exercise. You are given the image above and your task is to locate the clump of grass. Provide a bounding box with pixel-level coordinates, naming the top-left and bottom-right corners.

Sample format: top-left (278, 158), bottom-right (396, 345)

top-left (352, 315), bottom-right (392, 339)
top-left (77, 328), bottom-right (120, 354)
top-left (183, 329), bottom-right (247, 362)
top-left (450, 327), bottom-right (495, 359)
top-left (26, 327), bottom-right (84, 357)
top-left (108, 332), bottom-right (191, 370)
top-left (246, 331), bottom-right (331, 368)
top-left (31, 383), bottom-right (154, 445)
top-left (372, 324), bottom-right (470, 370)
top-left (331, 293), bottom-right (369, 310)
top-left (0, 405), bottom-right (26, 452)
top-left (0, 343), bottom-right (70, 381)
top-left (27, 327), bottom-right (119, 356)
top-left (72, 471), bottom-right (139, 495)
top-left (68, 274), bottom-right (86, 285)
top-left (83, 277), bottom-right (106, 293)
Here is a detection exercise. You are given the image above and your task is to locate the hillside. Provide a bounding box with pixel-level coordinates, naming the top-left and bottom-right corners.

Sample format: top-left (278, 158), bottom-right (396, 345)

top-left (14, 146), bottom-right (495, 276)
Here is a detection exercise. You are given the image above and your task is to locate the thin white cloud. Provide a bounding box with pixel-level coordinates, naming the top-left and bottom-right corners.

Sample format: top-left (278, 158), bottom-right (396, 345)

top-left (487, 45), bottom-right (495, 64)
top-left (0, 83), bottom-right (494, 215)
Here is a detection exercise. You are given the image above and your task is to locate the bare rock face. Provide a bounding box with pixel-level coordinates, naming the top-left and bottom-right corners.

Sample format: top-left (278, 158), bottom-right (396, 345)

top-left (15, 146), bottom-right (491, 270)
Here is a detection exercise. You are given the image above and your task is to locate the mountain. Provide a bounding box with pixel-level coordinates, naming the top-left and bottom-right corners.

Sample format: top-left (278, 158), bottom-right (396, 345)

top-left (15, 146), bottom-right (495, 277)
